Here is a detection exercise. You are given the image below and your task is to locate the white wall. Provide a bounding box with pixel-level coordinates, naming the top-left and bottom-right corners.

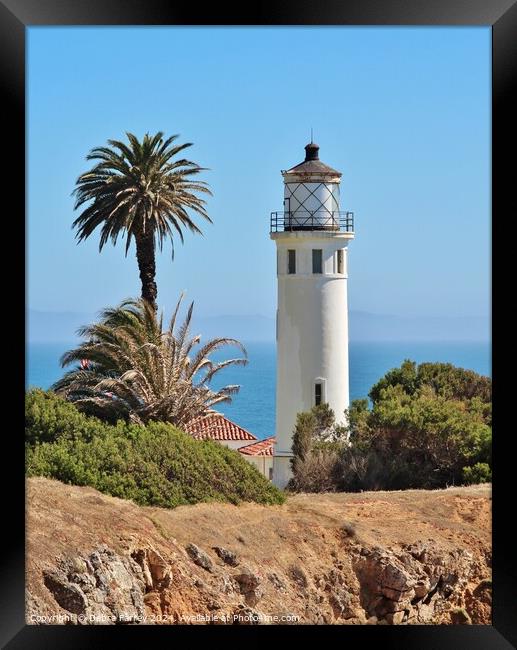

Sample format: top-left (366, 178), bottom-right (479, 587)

top-left (243, 455), bottom-right (274, 481)
top-left (271, 230), bottom-right (354, 488)
top-left (220, 440), bottom-right (256, 451)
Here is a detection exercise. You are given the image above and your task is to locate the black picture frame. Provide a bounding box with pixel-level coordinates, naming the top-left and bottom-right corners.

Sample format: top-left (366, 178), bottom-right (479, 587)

top-left (2, 0), bottom-right (514, 646)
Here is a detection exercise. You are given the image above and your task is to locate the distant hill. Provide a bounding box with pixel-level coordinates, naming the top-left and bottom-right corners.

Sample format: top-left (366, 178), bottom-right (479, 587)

top-left (26, 310), bottom-right (276, 344)
top-left (28, 310), bottom-right (97, 344)
top-left (192, 314), bottom-right (276, 342)
top-left (348, 311), bottom-right (489, 342)
top-left (27, 309), bottom-right (489, 344)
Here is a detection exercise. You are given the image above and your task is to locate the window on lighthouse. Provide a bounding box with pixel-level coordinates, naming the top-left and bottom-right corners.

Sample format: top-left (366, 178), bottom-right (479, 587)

top-left (315, 383), bottom-right (322, 406)
top-left (312, 249), bottom-right (323, 274)
top-left (337, 249), bottom-right (344, 274)
top-left (288, 249), bottom-right (296, 274)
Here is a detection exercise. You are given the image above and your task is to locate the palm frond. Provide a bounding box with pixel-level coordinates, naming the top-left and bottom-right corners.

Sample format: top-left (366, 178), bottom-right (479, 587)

top-left (72, 131), bottom-right (212, 257)
top-left (53, 297), bottom-right (248, 428)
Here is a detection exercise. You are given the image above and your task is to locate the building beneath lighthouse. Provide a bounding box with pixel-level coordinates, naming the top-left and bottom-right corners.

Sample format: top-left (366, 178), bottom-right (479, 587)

top-left (270, 141), bottom-right (355, 488)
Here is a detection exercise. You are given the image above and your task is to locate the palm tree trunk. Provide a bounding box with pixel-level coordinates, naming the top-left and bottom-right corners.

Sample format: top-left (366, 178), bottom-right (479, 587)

top-left (135, 229), bottom-right (158, 310)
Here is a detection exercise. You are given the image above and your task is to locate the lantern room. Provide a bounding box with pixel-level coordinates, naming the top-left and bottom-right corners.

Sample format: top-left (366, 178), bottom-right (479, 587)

top-left (271, 142), bottom-right (353, 232)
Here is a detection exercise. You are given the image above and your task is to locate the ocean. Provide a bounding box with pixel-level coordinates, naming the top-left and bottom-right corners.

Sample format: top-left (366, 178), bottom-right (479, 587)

top-left (26, 340), bottom-right (490, 440)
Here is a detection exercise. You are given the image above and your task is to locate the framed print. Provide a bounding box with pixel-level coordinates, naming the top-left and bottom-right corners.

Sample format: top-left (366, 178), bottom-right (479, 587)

top-left (2, 0), bottom-right (514, 646)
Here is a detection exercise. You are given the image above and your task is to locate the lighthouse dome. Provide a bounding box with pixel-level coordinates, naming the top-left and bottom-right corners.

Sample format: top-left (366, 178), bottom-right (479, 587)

top-left (283, 142), bottom-right (342, 178)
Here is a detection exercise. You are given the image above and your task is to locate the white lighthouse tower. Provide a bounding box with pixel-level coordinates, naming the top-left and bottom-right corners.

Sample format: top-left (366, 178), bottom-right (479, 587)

top-left (270, 141), bottom-right (355, 488)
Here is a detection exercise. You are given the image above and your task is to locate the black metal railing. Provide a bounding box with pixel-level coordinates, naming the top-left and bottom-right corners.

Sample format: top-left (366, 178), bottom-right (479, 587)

top-left (270, 211), bottom-right (354, 233)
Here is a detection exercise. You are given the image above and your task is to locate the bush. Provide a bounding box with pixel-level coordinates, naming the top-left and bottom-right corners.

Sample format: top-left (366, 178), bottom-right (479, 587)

top-left (25, 388), bottom-right (105, 446)
top-left (289, 447), bottom-right (341, 493)
top-left (290, 361), bottom-right (492, 493)
top-left (369, 360), bottom-right (491, 407)
top-left (344, 361), bottom-right (492, 490)
top-left (338, 447), bottom-right (404, 492)
top-left (25, 389), bottom-right (284, 508)
top-left (462, 462), bottom-right (492, 485)
top-left (363, 388), bottom-right (492, 488)
top-left (289, 404), bottom-right (347, 492)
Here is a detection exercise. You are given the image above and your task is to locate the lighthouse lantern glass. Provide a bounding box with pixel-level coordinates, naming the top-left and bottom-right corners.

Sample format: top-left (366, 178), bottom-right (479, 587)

top-left (284, 181), bottom-right (340, 229)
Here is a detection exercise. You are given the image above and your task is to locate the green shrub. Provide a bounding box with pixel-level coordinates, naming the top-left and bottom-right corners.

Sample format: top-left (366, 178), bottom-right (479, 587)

top-left (366, 388), bottom-right (492, 488)
top-left (369, 360), bottom-right (491, 407)
top-left (25, 388), bottom-right (107, 445)
top-left (291, 361), bottom-right (492, 493)
top-left (289, 404), bottom-right (348, 492)
top-left (25, 389), bottom-right (284, 508)
top-left (461, 462), bottom-right (492, 485)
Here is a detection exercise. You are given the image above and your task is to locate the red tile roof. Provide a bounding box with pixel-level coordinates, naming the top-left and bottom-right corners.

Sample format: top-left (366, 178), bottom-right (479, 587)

top-left (238, 437), bottom-right (276, 456)
top-left (184, 413), bottom-right (258, 441)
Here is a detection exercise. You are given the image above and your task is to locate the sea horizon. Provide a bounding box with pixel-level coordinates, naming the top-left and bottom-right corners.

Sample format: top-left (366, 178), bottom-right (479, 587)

top-left (27, 339), bottom-right (490, 441)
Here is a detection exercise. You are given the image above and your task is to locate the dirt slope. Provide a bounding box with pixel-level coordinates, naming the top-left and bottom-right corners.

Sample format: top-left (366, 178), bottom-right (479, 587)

top-left (26, 478), bottom-right (491, 625)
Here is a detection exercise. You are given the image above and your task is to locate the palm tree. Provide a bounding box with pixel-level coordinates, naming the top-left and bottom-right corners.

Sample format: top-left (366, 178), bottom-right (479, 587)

top-left (53, 296), bottom-right (247, 427)
top-left (72, 132), bottom-right (212, 310)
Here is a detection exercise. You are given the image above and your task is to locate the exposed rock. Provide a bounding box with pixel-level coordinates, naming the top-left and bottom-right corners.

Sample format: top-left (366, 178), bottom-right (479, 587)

top-left (234, 567), bottom-right (263, 606)
top-left (352, 541), bottom-right (481, 624)
top-left (212, 546), bottom-right (239, 567)
top-left (42, 546), bottom-right (146, 624)
top-left (143, 592), bottom-right (162, 617)
top-left (465, 580), bottom-right (492, 624)
top-left (322, 567), bottom-right (360, 620)
top-left (131, 549), bottom-right (154, 590)
top-left (385, 610), bottom-right (407, 625)
top-left (147, 548), bottom-right (171, 586)
top-left (234, 567), bottom-right (261, 590)
top-left (217, 573), bottom-right (237, 595)
top-left (355, 546), bottom-right (416, 604)
top-left (288, 564), bottom-right (309, 589)
top-left (243, 592), bottom-right (262, 608)
top-left (185, 543), bottom-right (213, 572)
top-left (267, 572), bottom-right (287, 591)
top-left (26, 478), bottom-right (491, 626)
top-left (450, 608), bottom-right (472, 624)
top-left (474, 578), bottom-right (491, 595)
top-left (328, 591), bottom-right (354, 619)
top-left (131, 547), bottom-right (171, 590)
top-left (43, 571), bottom-right (88, 615)
top-left (413, 578), bottom-right (431, 598)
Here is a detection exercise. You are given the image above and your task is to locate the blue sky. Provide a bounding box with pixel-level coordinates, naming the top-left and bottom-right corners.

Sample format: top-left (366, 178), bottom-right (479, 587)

top-left (27, 26), bottom-right (490, 323)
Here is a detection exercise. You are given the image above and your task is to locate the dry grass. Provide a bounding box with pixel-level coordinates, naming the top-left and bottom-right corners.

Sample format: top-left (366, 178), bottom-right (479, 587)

top-left (26, 478), bottom-right (491, 625)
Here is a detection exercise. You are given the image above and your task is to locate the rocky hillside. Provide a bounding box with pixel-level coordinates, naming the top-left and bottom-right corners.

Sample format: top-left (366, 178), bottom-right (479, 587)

top-left (26, 478), bottom-right (491, 625)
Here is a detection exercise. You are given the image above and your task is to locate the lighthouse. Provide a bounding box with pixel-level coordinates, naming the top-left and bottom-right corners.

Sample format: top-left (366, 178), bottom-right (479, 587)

top-left (270, 141), bottom-right (355, 488)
